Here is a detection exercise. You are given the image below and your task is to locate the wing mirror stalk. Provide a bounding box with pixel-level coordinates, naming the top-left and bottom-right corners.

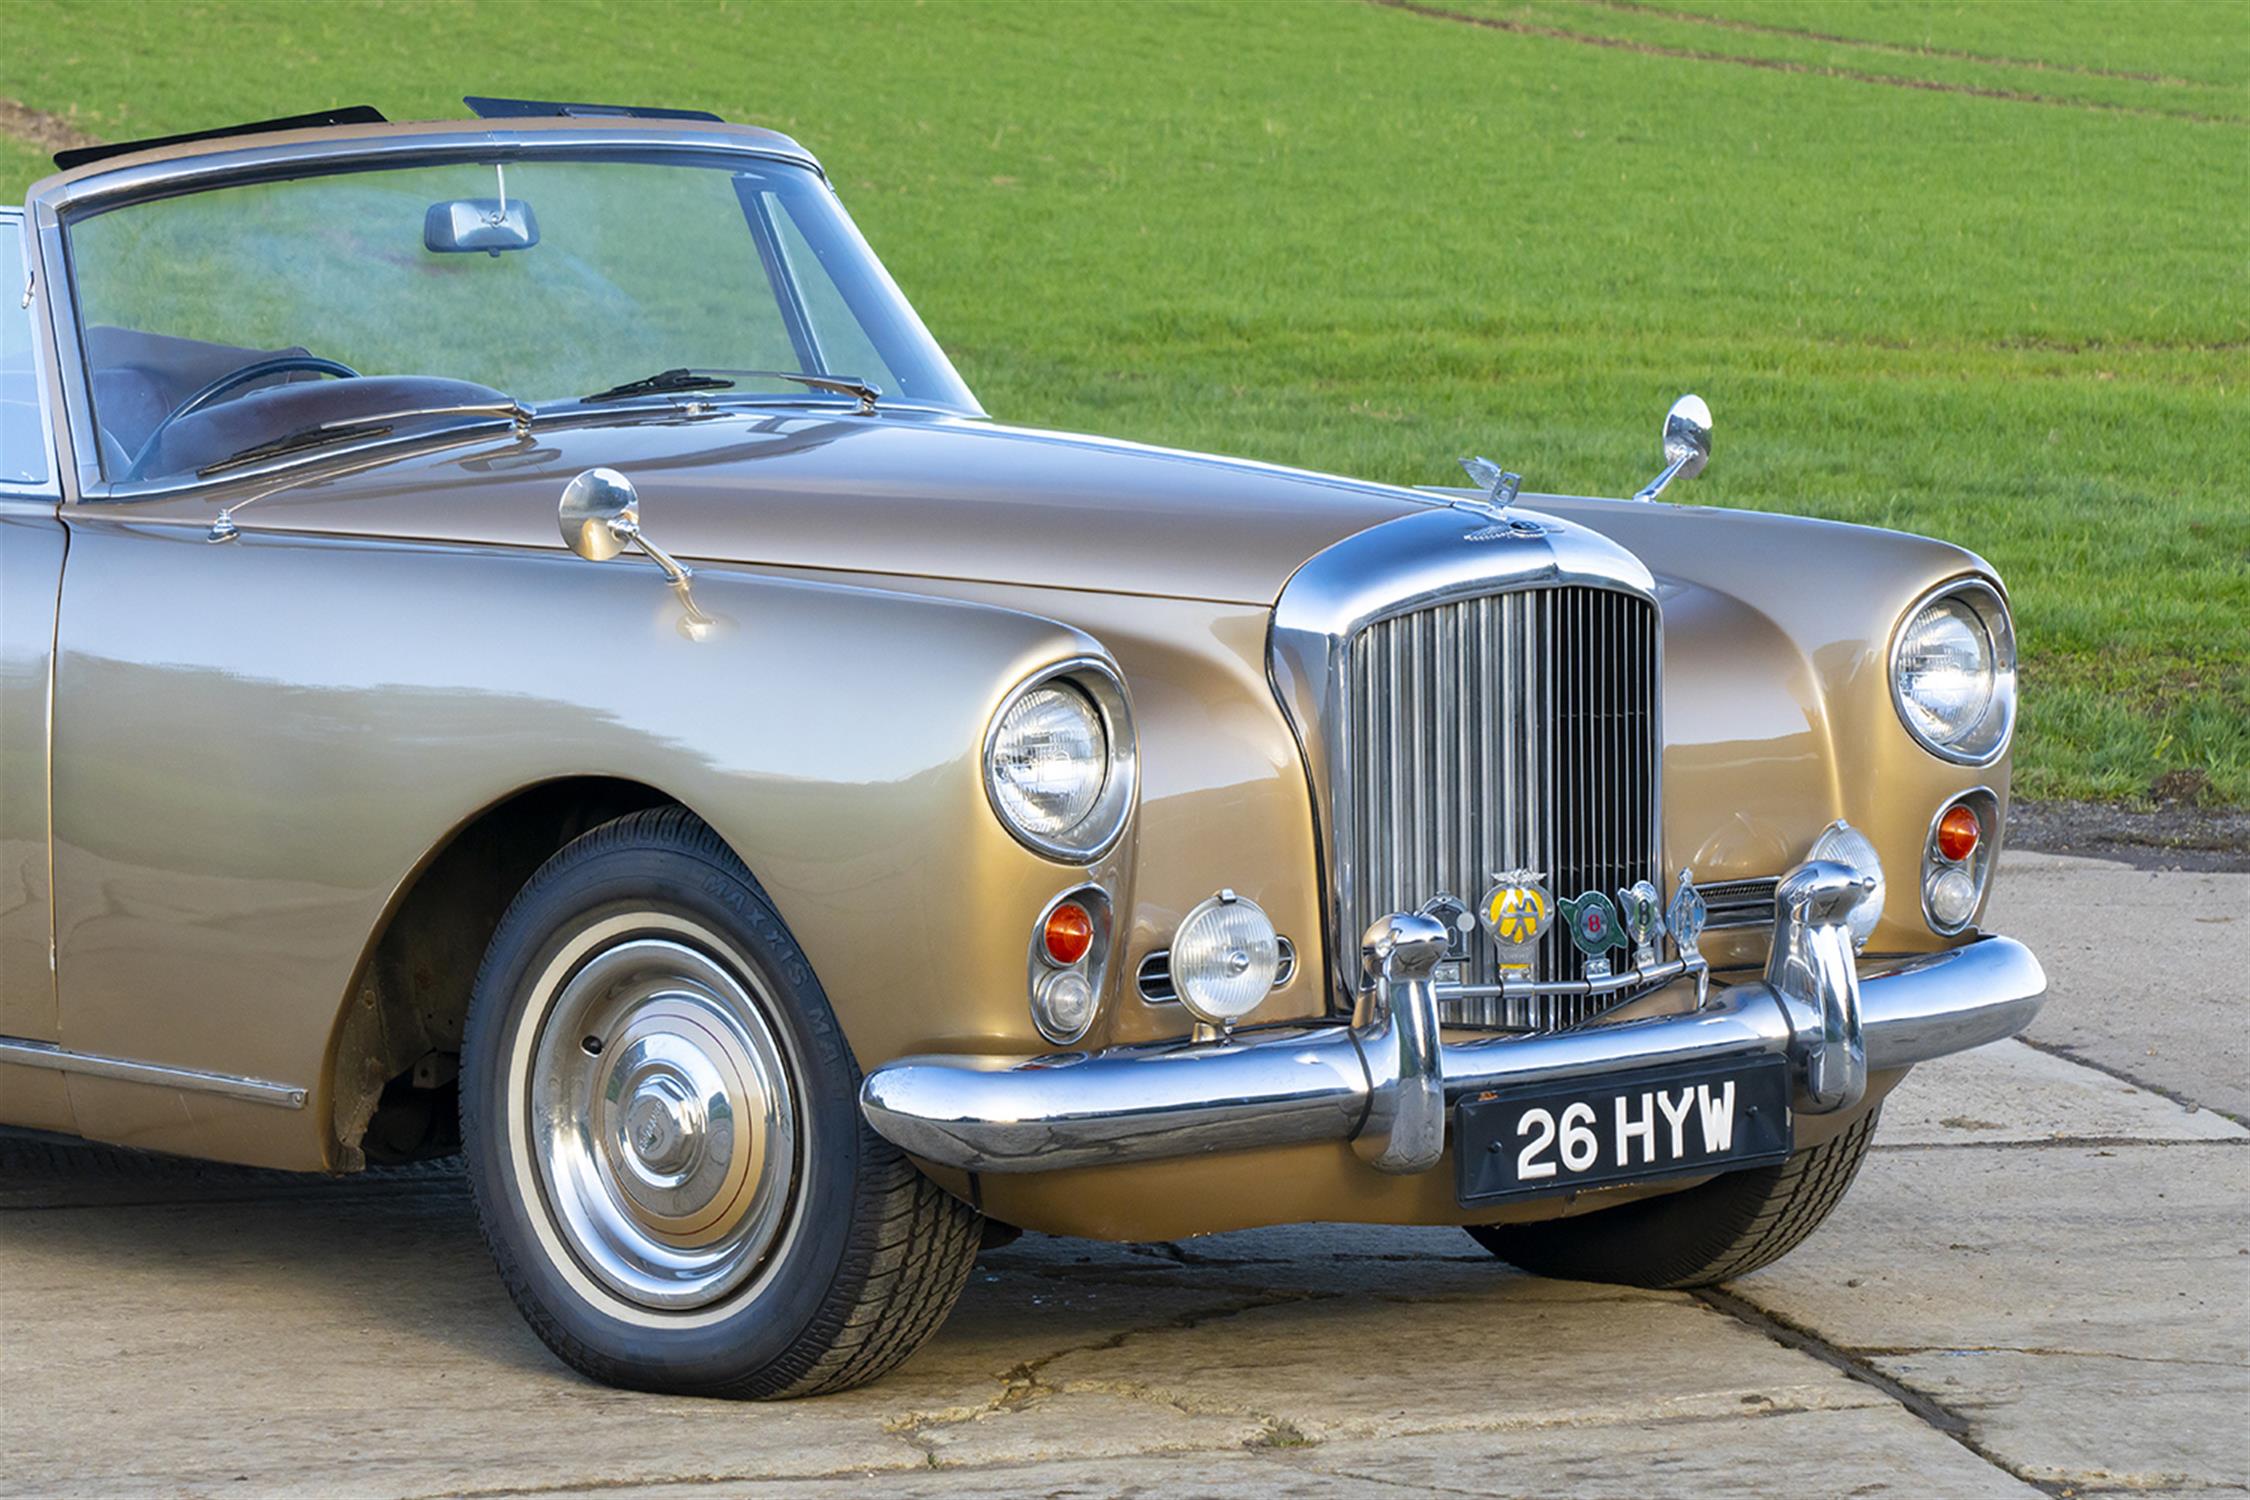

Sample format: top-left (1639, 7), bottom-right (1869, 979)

top-left (559, 467), bottom-right (717, 639)
top-left (1632, 394), bottom-right (1712, 503)
top-left (559, 466), bottom-right (693, 588)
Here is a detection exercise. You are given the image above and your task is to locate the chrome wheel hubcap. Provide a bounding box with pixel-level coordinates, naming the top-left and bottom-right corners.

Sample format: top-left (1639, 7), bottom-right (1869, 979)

top-left (527, 928), bottom-right (797, 1310)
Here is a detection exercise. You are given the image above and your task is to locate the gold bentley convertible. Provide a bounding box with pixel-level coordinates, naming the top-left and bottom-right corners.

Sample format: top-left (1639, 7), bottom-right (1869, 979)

top-left (0, 102), bottom-right (2045, 1398)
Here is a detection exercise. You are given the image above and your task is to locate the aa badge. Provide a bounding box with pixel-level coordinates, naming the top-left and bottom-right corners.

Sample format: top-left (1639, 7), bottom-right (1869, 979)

top-left (1478, 870), bottom-right (1552, 973)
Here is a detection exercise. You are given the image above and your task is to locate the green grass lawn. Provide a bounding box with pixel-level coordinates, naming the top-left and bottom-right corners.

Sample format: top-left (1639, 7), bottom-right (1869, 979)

top-left (3, 0), bottom-right (2244, 804)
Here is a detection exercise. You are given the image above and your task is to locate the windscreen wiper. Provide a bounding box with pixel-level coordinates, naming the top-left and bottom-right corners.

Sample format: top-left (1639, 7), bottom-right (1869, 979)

top-left (197, 420), bottom-right (394, 477)
top-left (193, 398), bottom-right (537, 478)
top-left (576, 367), bottom-right (882, 415)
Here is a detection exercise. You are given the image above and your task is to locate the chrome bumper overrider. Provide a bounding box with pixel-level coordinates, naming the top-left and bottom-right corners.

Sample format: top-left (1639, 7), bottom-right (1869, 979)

top-left (859, 860), bottom-right (2047, 1178)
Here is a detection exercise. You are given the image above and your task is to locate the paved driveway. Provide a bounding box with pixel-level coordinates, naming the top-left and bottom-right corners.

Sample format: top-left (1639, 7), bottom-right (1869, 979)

top-left (3, 851), bottom-right (2244, 1498)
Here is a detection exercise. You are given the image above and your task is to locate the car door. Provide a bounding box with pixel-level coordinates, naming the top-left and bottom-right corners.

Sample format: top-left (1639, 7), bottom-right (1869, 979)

top-left (0, 207), bottom-right (75, 1132)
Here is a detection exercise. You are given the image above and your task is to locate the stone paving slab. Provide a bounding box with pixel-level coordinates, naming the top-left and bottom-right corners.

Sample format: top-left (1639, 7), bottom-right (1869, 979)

top-left (1989, 850), bottom-right (2250, 1123)
top-left (985, 1274), bottom-right (1887, 1448)
top-left (1742, 1141), bottom-right (2248, 1364)
top-left (1736, 1135), bottom-right (2249, 1490)
top-left (1880, 1036), bottom-right (2250, 1145)
top-left (1872, 1349), bottom-right (2250, 1492)
top-left (512, 1405), bottom-right (2046, 1499)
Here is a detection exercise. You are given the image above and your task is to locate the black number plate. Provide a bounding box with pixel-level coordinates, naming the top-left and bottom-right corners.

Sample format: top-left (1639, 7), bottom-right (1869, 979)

top-left (1455, 1055), bottom-right (1793, 1206)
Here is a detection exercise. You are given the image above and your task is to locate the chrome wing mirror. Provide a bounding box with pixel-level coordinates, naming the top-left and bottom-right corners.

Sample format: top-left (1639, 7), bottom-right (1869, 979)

top-left (1631, 394), bottom-right (1711, 503)
top-left (558, 467), bottom-right (716, 638)
top-left (559, 467), bottom-right (693, 589)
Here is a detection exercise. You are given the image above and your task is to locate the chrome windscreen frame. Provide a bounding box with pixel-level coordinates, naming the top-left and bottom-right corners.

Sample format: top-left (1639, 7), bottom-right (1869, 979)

top-left (1266, 501), bottom-right (1664, 1016)
top-left (23, 122), bottom-right (841, 505)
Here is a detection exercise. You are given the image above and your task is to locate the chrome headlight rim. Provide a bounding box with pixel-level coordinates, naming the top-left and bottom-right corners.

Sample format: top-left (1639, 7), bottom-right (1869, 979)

top-left (1888, 576), bottom-right (2017, 767)
top-left (982, 656), bottom-right (1137, 863)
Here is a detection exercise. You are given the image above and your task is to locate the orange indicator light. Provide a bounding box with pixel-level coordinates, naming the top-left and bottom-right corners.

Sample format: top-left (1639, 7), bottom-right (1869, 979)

top-left (1043, 902), bottom-right (1095, 966)
top-left (1936, 804), bottom-right (1981, 863)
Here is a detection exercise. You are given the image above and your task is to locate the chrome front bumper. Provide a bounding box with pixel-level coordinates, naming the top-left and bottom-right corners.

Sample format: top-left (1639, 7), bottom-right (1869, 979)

top-left (860, 861), bottom-right (2047, 1178)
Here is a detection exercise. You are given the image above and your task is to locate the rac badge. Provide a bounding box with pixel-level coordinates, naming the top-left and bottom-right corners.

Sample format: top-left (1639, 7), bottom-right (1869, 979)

top-left (1668, 868), bottom-right (1708, 963)
top-left (1478, 870), bottom-right (1552, 973)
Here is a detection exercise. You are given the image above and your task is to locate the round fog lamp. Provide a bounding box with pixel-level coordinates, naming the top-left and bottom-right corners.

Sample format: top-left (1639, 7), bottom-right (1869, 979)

top-left (1808, 820), bottom-right (1885, 950)
top-left (1032, 969), bottom-right (1097, 1043)
top-left (1170, 892), bottom-right (1280, 1026)
top-left (1925, 866), bottom-right (1979, 930)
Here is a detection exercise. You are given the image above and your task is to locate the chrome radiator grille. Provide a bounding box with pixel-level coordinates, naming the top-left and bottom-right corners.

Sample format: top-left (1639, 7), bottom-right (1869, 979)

top-left (1339, 586), bottom-right (1661, 1030)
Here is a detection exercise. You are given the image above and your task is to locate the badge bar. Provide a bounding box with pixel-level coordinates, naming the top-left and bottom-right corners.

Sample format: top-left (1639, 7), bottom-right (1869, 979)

top-left (1418, 868), bottom-right (1715, 1007)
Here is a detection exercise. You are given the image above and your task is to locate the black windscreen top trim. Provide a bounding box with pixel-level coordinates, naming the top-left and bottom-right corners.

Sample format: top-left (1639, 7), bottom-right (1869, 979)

top-left (463, 96), bottom-right (723, 122)
top-left (53, 105), bottom-right (389, 172)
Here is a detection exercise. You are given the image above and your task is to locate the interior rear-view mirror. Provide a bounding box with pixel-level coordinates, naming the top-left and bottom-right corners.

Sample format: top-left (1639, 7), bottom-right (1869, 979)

top-left (424, 196), bottom-right (539, 255)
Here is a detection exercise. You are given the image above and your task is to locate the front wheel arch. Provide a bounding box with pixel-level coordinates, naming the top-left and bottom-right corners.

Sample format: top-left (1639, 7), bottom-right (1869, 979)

top-left (459, 805), bottom-right (979, 1396)
top-left (324, 776), bottom-right (694, 1169)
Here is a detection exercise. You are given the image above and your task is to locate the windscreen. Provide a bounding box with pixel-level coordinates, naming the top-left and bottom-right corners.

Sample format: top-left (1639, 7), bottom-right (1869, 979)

top-left (65, 153), bottom-right (979, 482)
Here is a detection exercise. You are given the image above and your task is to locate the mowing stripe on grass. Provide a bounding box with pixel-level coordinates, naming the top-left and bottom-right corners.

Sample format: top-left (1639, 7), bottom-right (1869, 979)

top-left (1367, 0), bottom-right (2245, 125)
top-left (1571, 0), bottom-right (2209, 87)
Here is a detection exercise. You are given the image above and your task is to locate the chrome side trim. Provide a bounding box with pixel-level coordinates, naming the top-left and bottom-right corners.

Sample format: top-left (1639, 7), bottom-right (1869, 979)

top-left (0, 1038), bottom-right (309, 1109)
top-left (1268, 505), bottom-right (1659, 1014)
top-left (859, 930), bottom-right (2045, 1176)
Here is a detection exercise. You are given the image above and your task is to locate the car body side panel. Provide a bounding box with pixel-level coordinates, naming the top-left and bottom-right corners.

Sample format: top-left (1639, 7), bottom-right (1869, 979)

top-left (0, 506), bottom-right (63, 1032)
top-left (0, 201), bottom-right (74, 1131)
top-left (0, 500), bottom-right (75, 1133)
top-left (47, 514), bottom-right (1109, 1169)
top-left (757, 574), bottom-right (1338, 1041)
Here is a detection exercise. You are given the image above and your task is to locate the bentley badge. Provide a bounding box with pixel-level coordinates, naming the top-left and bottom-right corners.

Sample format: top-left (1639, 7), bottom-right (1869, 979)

top-left (1559, 888), bottom-right (1627, 980)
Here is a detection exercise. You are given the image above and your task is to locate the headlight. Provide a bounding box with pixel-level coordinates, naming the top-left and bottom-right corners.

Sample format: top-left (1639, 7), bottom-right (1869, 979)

top-left (1808, 820), bottom-right (1884, 950)
top-left (983, 659), bottom-right (1136, 860)
top-left (1890, 579), bottom-right (2015, 764)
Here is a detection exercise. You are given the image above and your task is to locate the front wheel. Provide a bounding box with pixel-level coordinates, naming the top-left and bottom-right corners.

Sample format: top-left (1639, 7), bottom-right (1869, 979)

top-left (1465, 1107), bottom-right (1880, 1288)
top-left (460, 807), bottom-right (980, 1398)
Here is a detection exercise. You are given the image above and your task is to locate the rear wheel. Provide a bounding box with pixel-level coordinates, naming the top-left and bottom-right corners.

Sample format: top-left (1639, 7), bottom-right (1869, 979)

top-left (461, 807), bottom-right (980, 1398)
top-left (1466, 1107), bottom-right (1880, 1288)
